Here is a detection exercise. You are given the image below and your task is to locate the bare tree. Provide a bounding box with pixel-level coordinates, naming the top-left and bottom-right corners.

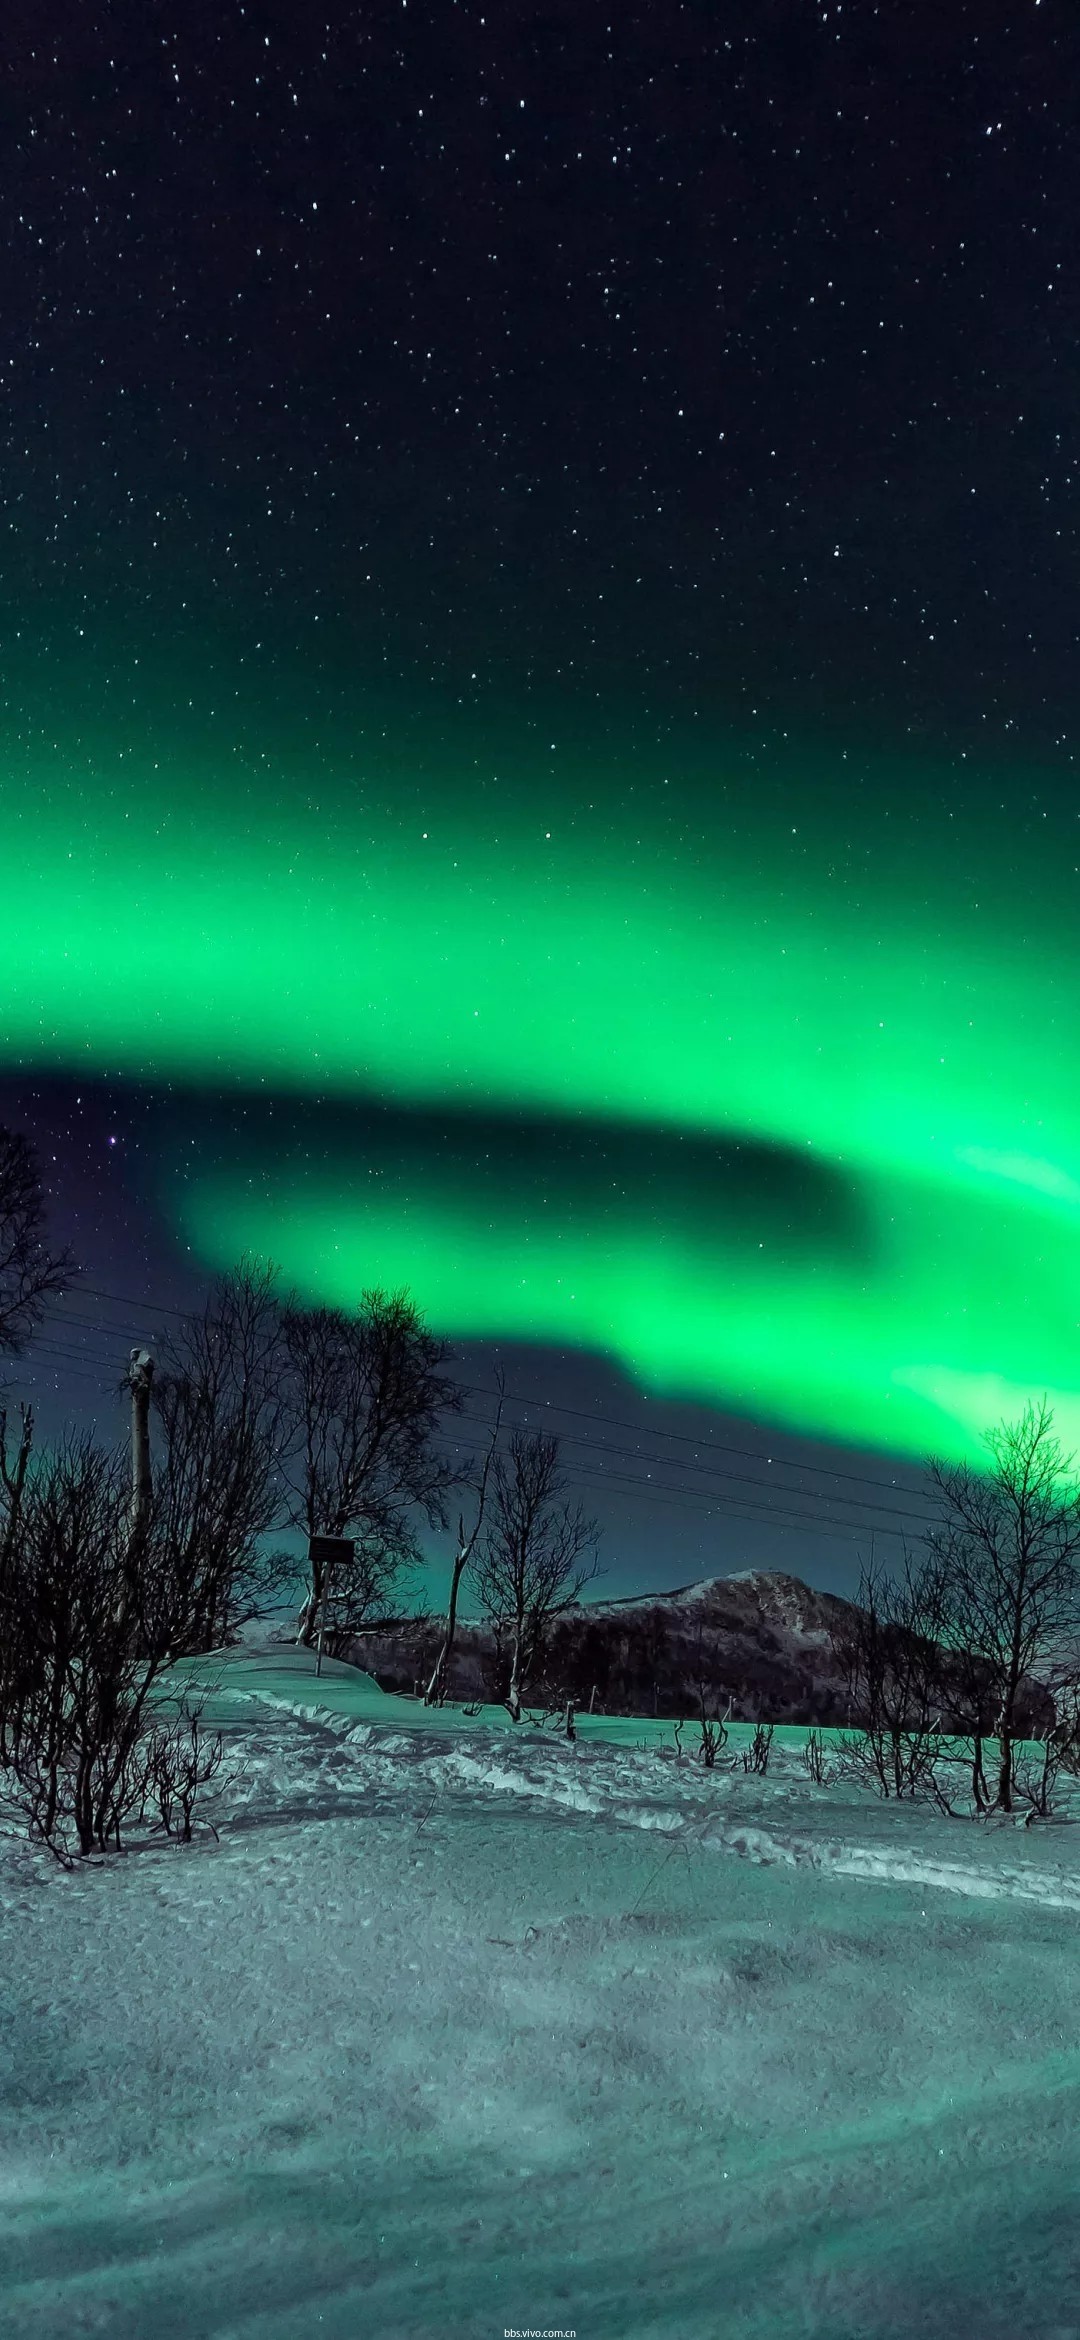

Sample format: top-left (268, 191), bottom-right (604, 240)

top-left (0, 1401), bottom-right (37, 1766)
top-left (470, 1428), bottom-right (601, 1721)
top-left (801, 1729), bottom-right (833, 1786)
top-left (834, 1546), bottom-right (951, 1801)
top-left (686, 1620), bottom-right (731, 1726)
top-left (0, 1428), bottom-right (190, 1861)
top-left (149, 1260), bottom-right (292, 1652)
top-left (0, 1125), bottom-right (78, 1359)
top-left (424, 1370), bottom-right (505, 1706)
top-left (280, 1288), bottom-right (462, 1645)
top-left (924, 1399), bottom-right (1080, 1812)
top-left (0, 1396), bottom-right (33, 1614)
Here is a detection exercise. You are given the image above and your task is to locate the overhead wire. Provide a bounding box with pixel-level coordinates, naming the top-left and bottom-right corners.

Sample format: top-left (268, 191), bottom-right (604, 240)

top-left (450, 1379), bottom-right (929, 1500)
top-left (34, 1280), bottom-right (935, 1551)
top-left (443, 1402), bottom-right (934, 1528)
top-left (427, 1431), bottom-right (912, 1547)
top-left (46, 1282), bottom-right (930, 1501)
top-left (32, 1319), bottom-right (932, 1544)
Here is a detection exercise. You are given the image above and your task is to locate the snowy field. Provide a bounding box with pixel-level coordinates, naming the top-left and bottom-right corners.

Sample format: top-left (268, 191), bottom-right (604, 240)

top-left (4, 1649), bottom-right (1080, 2338)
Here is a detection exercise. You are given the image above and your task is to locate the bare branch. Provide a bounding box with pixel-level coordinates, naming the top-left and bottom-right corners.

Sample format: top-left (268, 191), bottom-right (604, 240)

top-left (0, 1126), bottom-right (79, 1359)
top-left (470, 1425), bottom-right (602, 1719)
top-left (149, 1258), bottom-right (289, 1653)
top-left (923, 1399), bottom-right (1080, 1811)
top-left (278, 1286), bottom-right (463, 1645)
top-left (425, 1367), bottom-right (505, 1705)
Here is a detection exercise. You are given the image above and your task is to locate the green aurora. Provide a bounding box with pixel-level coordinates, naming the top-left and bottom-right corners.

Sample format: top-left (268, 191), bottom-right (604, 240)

top-left (6, 677), bottom-right (1080, 1469)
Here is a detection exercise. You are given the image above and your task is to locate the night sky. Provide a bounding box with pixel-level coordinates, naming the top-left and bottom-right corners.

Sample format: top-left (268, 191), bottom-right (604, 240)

top-left (2, 0), bottom-right (1078, 1605)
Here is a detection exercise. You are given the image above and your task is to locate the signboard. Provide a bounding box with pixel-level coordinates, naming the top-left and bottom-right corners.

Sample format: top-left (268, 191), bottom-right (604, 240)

top-left (308, 1535), bottom-right (356, 1573)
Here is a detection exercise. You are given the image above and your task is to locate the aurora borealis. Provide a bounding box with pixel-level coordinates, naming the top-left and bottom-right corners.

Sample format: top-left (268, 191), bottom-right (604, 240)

top-left (4, 669), bottom-right (1080, 1474)
top-left (4, 0), bottom-right (1079, 1577)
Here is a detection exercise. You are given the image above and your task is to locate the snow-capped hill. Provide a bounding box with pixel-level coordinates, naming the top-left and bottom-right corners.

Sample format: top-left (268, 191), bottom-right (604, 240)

top-left (717, 1568), bottom-right (849, 1639)
top-left (601, 1568), bottom-right (846, 1634)
top-left (342, 1567), bottom-right (865, 1724)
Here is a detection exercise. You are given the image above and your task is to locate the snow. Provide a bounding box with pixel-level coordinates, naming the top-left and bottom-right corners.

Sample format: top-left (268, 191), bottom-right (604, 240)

top-left (4, 1643), bottom-right (1080, 2337)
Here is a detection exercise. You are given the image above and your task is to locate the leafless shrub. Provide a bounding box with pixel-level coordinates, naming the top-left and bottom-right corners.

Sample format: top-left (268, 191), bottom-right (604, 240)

top-left (1007, 1678), bottom-right (1080, 1822)
top-left (145, 1704), bottom-right (228, 1843)
top-left (743, 1721), bottom-right (774, 1775)
top-left (834, 1549), bottom-right (955, 1805)
top-left (0, 1420), bottom-right (228, 1863)
top-left (0, 1430), bottom-right (157, 1861)
top-left (686, 1691), bottom-right (734, 1769)
top-left (836, 1713), bottom-right (955, 1807)
top-left (801, 1728), bottom-right (833, 1786)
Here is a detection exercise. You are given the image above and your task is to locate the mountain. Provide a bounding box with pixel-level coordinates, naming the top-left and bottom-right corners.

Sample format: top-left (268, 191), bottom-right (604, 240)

top-left (340, 1569), bottom-right (880, 1725)
top-left (338, 1567), bottom-right (1056, 1730)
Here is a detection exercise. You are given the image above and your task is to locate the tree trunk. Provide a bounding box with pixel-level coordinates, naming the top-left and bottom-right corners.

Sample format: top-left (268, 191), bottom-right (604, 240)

top-left (74, 1747), bottom-right (95, 1857)
top-left (996, 1701), bottom-right (1015, 1812)
top-left (507, 1628), bottom-right (523, 1722)
top-left (297, 1563), bottom-right (325, 1648)
top-left (425, 1548), bottom-right (468, 1706)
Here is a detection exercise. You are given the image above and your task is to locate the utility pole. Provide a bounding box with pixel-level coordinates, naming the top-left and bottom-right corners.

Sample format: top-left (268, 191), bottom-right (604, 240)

top-left (128, 1347), bottom-right (155, 1542)
top-left (114, 1347), bottom-right (154, 1639)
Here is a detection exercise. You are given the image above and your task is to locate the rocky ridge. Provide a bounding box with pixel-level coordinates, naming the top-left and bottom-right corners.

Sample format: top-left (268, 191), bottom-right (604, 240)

top-left (341, 1568), bottom-right (872, 1724)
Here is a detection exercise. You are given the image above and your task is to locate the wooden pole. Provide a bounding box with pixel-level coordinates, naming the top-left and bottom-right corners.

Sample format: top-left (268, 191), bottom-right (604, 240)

top-left (129, 1347), bottom-right (155, 1541)
top-left (315, 1554), bottom-right (337, 1677)
top-left (307, 1535), bottom-right (355, 1677)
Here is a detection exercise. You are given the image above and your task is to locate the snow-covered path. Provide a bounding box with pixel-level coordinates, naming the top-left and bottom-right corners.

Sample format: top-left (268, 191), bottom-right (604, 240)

top-left (4, 1656), bottom-right (1080, 2338)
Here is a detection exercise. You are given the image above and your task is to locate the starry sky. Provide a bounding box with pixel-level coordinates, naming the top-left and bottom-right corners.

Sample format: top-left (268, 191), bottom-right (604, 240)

top-left (2, 0), bottom-right (1078, 1605)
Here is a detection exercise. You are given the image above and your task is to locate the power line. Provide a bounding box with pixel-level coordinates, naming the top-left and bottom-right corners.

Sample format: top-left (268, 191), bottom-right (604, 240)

top-left (56, 1280), bottom-right (192, 1321)
top-left (15, 1352), bottom-right (117, 1391)
top-left (36, 1304), bottom-right (931, 1529)
top-left (430, 1446), bottom-right (908, 1547)
top-left (28, 1337), bottom-right (116, 1370)
top-left (428, 1426), bottom-right (915, 1544)
top-left (36, 1316), bottom-right (934, 1538)
top-left (45, 1281), bottom-right (931, 1507)
top-left (452, 1380), bottom-right (930, 1502)
top-left (25, 1343), bottom-right (121, 1384)
top-left (563, 1463), bottom-right (907, 1541)
top-left (446, 1402), bottom-right (934, 1529)
top-left (39, 1308), bottom-right (170, 1349)
top-left (20, 1347), bottom-right (909, 1542)
top-left (21, 1333), bottom-right (909, 1550)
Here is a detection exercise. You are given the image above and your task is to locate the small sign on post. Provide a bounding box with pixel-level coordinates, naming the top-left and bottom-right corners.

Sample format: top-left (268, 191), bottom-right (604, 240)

top-left (309, 1536), bottom-right (355, 1677)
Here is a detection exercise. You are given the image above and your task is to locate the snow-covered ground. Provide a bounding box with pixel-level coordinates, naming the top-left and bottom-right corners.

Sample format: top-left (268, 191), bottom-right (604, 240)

top-left (4, 1646), bottom-right (1080, 2339)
